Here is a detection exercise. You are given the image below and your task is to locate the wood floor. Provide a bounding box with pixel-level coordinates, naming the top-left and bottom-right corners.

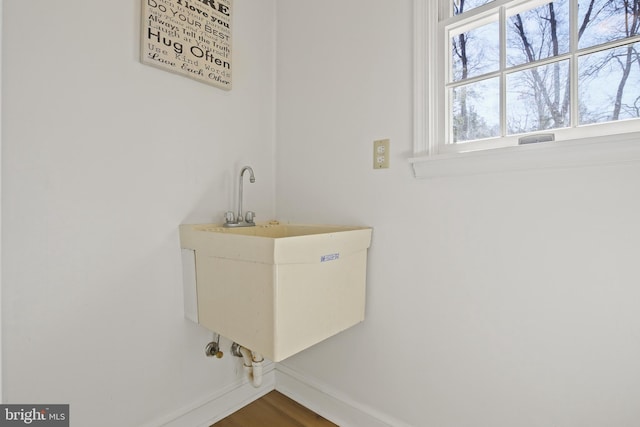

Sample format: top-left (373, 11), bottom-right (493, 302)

top-left (212, 391), bottom-right (337, 427)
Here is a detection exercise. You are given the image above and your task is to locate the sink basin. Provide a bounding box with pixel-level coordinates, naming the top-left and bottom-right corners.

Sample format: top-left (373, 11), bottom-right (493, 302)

top-left (179, 222), bottom-right (372, 361)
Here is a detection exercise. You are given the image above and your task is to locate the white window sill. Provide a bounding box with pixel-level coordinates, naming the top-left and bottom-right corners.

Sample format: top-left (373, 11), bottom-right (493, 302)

top-left (409, 131), bottom-right (640, 179)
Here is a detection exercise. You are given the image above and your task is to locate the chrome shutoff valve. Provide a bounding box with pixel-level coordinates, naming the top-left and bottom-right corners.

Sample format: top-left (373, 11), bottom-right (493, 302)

top-left (205, 341), bottom-right (223, 358)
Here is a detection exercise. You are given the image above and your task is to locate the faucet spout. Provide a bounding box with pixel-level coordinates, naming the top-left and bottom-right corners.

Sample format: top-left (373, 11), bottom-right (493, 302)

top-left (223, 166), bottom-right (257, 227)
top-left (236, 166), bottom-right (255, 225)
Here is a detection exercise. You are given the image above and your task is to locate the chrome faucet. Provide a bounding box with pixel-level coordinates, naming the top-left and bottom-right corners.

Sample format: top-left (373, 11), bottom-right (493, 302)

top-left (224, 166), bottom-right (256, 227)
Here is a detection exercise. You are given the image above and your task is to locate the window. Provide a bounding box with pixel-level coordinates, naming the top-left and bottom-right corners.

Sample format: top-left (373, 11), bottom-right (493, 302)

top-left (413, 0), bottom-right (640, 161)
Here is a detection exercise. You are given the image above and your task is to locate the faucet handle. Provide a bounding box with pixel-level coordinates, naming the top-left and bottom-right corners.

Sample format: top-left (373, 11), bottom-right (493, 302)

top-left (224, 211), bottom-right (236, 224)
top-left (244, 211), bottom-right (255, 224)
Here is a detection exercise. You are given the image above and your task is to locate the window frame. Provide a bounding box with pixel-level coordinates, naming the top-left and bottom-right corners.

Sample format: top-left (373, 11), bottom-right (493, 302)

top-left (412, 0), bottom-right (640, 178)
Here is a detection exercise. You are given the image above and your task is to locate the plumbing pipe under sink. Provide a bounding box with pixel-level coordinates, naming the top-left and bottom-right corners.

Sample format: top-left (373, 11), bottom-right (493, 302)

top-left (238, 346), bottom-right (264, 388)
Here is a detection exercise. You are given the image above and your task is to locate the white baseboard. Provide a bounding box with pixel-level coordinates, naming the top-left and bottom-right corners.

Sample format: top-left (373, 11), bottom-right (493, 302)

top-left (275, 364), bottom-right (412, 427)
top-left (142, 365), bottom-right (275, 427)
top-left (142, 362), bottom-right (411, 427)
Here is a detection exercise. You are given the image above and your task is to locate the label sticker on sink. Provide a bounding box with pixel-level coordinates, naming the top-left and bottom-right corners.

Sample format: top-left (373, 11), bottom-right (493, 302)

top-left (321, 253), bottom-right (340, 262)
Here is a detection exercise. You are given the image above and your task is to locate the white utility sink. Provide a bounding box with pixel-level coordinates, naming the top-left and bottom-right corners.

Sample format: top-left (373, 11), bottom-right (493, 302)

top-left (179, 222), bottom-right (372, 361)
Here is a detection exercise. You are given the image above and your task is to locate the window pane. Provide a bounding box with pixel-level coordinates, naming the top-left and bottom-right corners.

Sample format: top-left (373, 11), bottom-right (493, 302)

top-left (451, 21), bottom-right (500, 81)
top-left (451, 78), bottom-right (501, 143)
top-left (578, 42), bottom-right (640, 124)
top-left (453, 0), bottom-right (495, 15)
top-left (578, 0), bottom-right (640, 49)
top-left (506, 0), bottom-right (570, 67)
top-left (506, 60), bottom-right (570, 133)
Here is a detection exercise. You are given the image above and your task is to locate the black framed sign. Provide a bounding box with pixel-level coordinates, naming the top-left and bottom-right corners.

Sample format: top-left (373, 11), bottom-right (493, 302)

top-left (141, 0), bottom-right (233, 90)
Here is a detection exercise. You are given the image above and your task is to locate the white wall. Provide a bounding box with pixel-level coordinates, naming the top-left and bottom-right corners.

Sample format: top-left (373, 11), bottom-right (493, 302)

top-left (2, 0), bottom-right (275, 425)
top-left (0, 0), bottom-right (3, 404)
top-left (275, 1), bottom-right (640, 426)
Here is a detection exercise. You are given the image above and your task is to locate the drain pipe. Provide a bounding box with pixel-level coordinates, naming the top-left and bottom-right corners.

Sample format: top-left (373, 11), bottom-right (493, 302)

top-left (251, 350), bottom-right (264, 387)
top-left (233, 343), bottom-right (264, 387)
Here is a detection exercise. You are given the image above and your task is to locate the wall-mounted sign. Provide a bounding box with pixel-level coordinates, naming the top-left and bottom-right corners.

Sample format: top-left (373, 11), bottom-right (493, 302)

top-left (141, 0), bottom-right (233, 90)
